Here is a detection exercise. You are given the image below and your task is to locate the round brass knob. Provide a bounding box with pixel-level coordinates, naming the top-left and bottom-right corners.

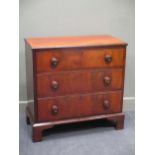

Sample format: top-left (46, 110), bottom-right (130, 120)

top-left (104, 55), bottom-right (112, 64)
top-left (103, 100), bottom-right (110, 110)
top-left (51, 57), bottom-right (59, 68)
top-left (51, 81), bottom-right (59, 90)
top-left (51, 105), bottom-right (59, 115)
top-left (103, 76), bottom-right (111, 86)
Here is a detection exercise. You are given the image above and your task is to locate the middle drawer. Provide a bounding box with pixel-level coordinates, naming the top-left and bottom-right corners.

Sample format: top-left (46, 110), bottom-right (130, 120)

top-left (36, 68), bottom-right (123, 98)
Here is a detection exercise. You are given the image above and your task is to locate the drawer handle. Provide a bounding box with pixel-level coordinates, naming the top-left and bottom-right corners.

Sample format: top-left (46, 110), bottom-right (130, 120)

top-left (51, 81), bottom-right (59, 90)
top-left (104, 55), bottom-right (112, 64)
top-left (51, 105), bottom-right (59, 115)
top-left (103, 100), bottom-right (110, 110)
top-left (51, 57), bottom-right (59, 68)
top-left (103, 76), bottom-right (111, 86)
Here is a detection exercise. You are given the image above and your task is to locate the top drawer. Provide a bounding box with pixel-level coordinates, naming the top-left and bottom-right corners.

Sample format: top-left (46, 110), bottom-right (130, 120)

top-left (35, 47), bottom-right (125, 73)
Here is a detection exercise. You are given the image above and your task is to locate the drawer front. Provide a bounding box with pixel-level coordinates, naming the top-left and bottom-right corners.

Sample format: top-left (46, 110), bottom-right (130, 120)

top-left (35, 47), bottom-right (125, 73)
top-left (37, 91), bottom-right (123, 122)
top-left (36, 69), bottom-right (123, 98)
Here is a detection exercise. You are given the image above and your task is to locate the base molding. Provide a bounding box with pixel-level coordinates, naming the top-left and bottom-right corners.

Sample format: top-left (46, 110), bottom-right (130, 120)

top-left (26, 105), bottom-right (125, 142)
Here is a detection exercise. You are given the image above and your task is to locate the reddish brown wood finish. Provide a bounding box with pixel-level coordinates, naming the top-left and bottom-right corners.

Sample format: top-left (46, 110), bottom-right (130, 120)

top-left (36, 69), bottom-right (123, 97)
top-left (25, 35), bottom-right (127, 142)
top-left (37, 91), bottom-right (122, 122)
top-left (26, 105), bottom-right (124, 142)
top-left (25, 45), bottom-right (35, 117)
top-left (26, 35), bottom-right (127, 49)
top-left (35, 47), bottom-right (125, 73)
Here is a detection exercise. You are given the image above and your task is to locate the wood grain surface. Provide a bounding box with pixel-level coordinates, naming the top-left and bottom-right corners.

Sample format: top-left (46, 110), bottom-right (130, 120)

top-left (35, 47), bottom-right (125, 73)
top-left (25, 35), bottom-right (127, 49)
top-left (25, 35), bottom-right (127, 142)
top-left (37, 91), bottom-right (123, 122)
top-left (36, 68), bottom-right (123, 98)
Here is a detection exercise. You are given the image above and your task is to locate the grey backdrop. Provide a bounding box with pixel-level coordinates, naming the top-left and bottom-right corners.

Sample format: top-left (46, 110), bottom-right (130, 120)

top-left (19, 0), bottom-right (135, 101)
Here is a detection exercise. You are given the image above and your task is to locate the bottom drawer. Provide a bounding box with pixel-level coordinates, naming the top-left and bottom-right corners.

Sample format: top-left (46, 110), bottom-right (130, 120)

top-left (37, 91), bottom-right (123, 122)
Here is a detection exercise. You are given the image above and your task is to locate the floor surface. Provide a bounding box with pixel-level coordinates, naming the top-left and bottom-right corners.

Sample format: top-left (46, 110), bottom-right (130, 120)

top-left (19, 105), bottom-right (135, 155)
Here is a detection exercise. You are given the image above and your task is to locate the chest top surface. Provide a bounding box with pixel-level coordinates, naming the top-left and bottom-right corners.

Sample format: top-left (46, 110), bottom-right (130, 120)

top-left (25, 35), bottom-right (127, 50)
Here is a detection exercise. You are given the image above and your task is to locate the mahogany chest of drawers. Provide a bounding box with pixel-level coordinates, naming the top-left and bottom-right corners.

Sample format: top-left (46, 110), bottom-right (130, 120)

top-left (25, 35), bottom-right (127, 142)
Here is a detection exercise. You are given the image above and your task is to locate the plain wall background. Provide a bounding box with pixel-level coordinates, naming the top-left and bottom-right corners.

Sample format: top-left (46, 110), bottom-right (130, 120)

top-left (19, 0), bottom-right (135, 101)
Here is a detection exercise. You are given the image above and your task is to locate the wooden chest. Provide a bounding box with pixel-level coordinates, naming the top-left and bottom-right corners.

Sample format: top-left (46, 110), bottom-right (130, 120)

top-left (25, 35), bottom-right (127, 142)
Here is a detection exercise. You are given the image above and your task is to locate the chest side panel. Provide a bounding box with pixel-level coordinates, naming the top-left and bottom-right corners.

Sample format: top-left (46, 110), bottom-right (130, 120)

top-left (25, 44), bottom-right (35, 118)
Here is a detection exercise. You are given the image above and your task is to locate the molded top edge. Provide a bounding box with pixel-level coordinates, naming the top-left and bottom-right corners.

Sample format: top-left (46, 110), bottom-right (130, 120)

top-left (25, 35), bottom-right (128, 49)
